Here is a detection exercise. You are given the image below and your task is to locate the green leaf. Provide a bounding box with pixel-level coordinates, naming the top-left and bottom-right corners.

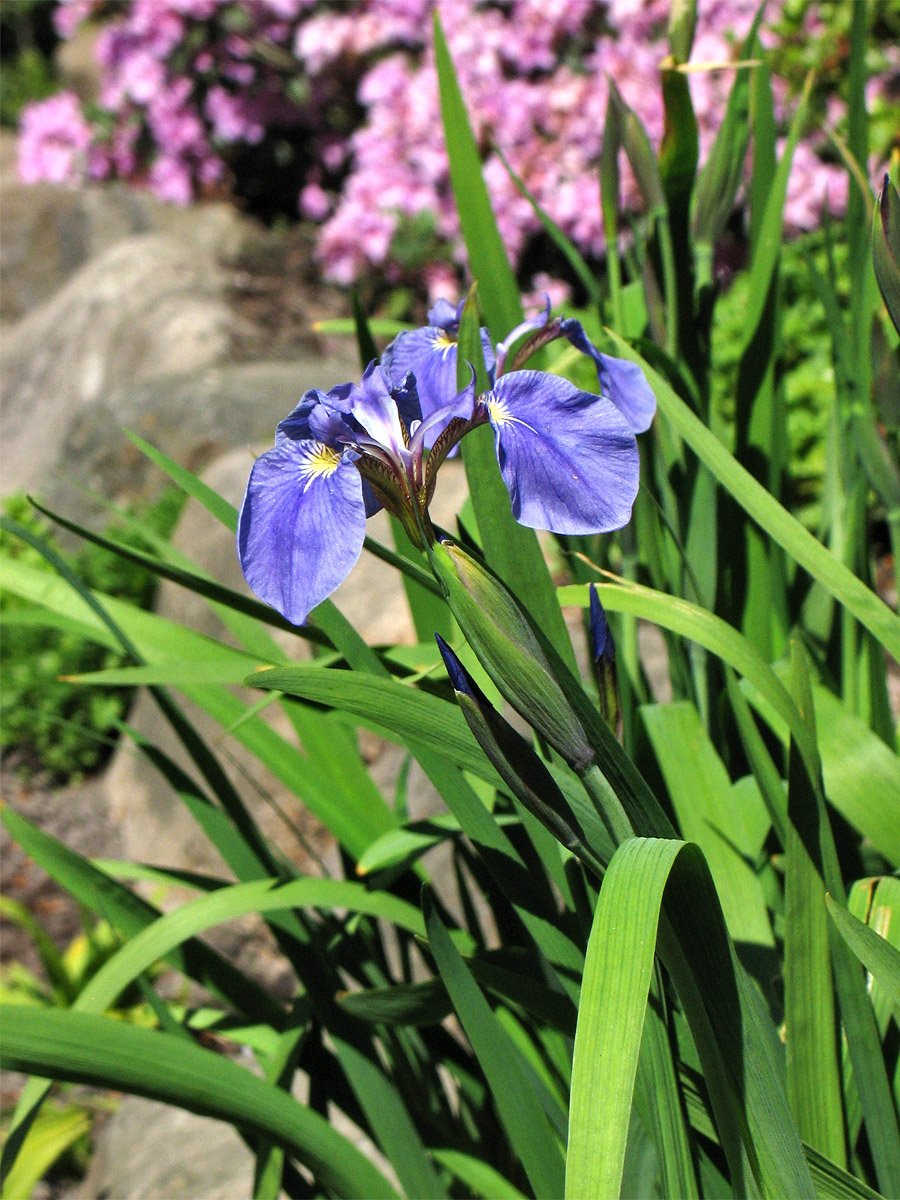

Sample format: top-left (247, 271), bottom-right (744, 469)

top-left (423, 889), bottom-right (566, 1199)
top-left (640, 702), bottom-right (774, 954)
top-left (827, 896), bottom-right (900, 1016)
top-left (75, 877), bottom-right (436, 1022)
top-left (0, 808), bottom-right (279, 1023)
top-left (659, 61), bottom-right (698, 211)
top-left (338, 978), bottom-right (453, 1026)
top-left (26, 497), bottom-right (324, 647)
top-left (493, 143), bottom-right (601, 305)
top-left (431, 12), bottom-right (521, 340)
top-left (333, 1038), bottom-right (448, 1200)
top-left (599, 333), bottom-right (900, 660)
top-left (742, 674), bottom-right (900, 868)
top-left (249, 663), bottom-right (493, 780)
top-left (634, 969), bottom-right (700, 1200)
top-left (356, 814), bottom-right (463, 876)
top-left (690, 7), bottom-right (762, 264)
top-left (567, 839), bottom-right (686, 1200)
top-left (351, 287), bottom-right (379, 368)
top-left (739, 71), bottom-right (813, 356)
top-left (430, 1149), bottom-right (527, 1200)
top-left (873, 175), bottom-right (900, 337)
top-left (557, 579), bottom-right (821, 780)
top-left (313, 317), bottom-right (412, 338)
top-left (783, 648), bottom-right (845, 1165)
top-left (0, 1106), bottom-right (91, 1200)
top-left (0, 1007), bottom-right (399, 1200)
top-left (806, 1148), bottom-right (887, 1200)
top-left (126, 431), bottom-right (239, 531)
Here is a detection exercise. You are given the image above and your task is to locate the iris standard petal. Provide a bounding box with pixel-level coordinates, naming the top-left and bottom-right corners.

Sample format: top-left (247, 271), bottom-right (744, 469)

top-left (558, 318), bottom-right (656, 434)
top-left (278, 385), bottom-right (353, 443)
top-left (339, 362), bottom-right (411, 459)
top-left (382, 325), bottom-right (495, 426)
top-left (410, 371), bottom-right (476, 456)
top-left (486, 370), bottom-right (639, 535)
top-left (237, 438), bottom-right (366, 625)
top-left (427, 297), bottom-right (462, 327)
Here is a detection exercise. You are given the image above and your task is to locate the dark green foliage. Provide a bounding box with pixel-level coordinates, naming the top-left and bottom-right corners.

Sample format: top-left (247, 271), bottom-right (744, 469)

top-left (0, 490), bottom-right (185, 779)
top-left (0, 0), bottom-right (58, 127)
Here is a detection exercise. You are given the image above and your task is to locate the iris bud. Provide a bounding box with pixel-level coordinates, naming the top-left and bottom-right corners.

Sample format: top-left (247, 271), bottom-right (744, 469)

top-left (589, 584), bottom-right (620, 734)
top-left (430, 538), bottom-right (594, 771)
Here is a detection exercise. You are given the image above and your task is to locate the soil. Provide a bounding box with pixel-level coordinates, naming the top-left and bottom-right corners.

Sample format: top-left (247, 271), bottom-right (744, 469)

top-left (0, 762), bottom-right (122, 980)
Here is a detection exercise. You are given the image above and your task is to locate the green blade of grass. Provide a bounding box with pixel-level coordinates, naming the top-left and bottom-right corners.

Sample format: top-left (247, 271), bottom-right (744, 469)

top-left (493, 143), bottom-right (601, 305)
top-left (430, 1149), bottom-right (527, 1200)
top-left (0, 1106), bottom-right (91, 1200)
top-left (597, 334), bottom-right (900, 659)
top-left (783, 648), bottom-right (846, 1165)
top-left (333, 1037), bottom-right (448, 1200)
top-left (431, 14), bottom-right (521, 340)
top-left (567, 838), bottom-right (683, 1200)
top-left (423, 888), bottom-right (566, 1199)
top-left (640, 702), bottom-right (774, 957)
top-left (0, 1007), bottom-right (399, 1200)
top-left (827, 897), bottom-right (900, 1016)
top-left (739, 674), bottom-right (900, 868)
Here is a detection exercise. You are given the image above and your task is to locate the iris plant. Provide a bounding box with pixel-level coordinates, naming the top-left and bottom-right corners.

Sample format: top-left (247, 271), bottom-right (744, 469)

top-left (238, 300), bottom-right (656, 625)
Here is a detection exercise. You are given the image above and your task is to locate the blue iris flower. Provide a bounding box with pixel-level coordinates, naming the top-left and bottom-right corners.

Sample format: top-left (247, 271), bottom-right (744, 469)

top-left (237, 302), bottom-right (655, 626)
top-left (381, 298), bottom-right (495, 439)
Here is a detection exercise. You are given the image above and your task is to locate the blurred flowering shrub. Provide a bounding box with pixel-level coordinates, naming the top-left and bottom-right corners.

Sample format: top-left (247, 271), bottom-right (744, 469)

top-left (18, 0), bottom-right (900, 297)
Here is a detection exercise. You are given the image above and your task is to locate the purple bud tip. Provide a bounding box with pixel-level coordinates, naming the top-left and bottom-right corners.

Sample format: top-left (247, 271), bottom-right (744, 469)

top-left (589, 583), bottom-right (615, 663)
top-left (435, 634), bottom-right (471, 694)
top-left (435, 633), bottom-right (484, 702)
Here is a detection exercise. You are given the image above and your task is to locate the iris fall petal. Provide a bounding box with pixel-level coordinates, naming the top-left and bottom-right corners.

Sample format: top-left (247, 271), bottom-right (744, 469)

top-left (559, 318), bottom-right (656, 433)
top-left (486, 370), bottom-right (639, 535)
top-left (236, 438), bottom-right (366, 626)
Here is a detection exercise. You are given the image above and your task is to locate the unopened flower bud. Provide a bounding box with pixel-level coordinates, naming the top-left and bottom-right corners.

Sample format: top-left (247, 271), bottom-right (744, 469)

top-left (589, 584), bottom-right (620, 734)
top-left (430, 538), bottom-right (594, 770)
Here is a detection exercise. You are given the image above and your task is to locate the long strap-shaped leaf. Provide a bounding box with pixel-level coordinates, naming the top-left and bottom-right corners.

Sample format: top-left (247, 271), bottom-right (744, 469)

top-left (0, 1007), bottom-right (398, 1200)
top-left (568, 838), bottom-right (685, 1199)
top-left (600, 333), bottom-right (900, 660)
top-left (569, 837), bottom-right (816, 1199)
top-left (423, 888), bottom-right (567, 1199)
top-left (433, 13), bottom-right (575, 668)
top-left (827, 896), bottom-right (900, 1013)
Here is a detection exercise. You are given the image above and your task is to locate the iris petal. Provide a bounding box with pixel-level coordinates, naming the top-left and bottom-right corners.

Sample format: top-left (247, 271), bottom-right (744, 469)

top-left (410, 371), bottom-right (476, 456)
top-left (340, 362), bottom-right (411, 458)
top-left (486, 370), bottom-right (639, 535)
top-left (237, 438), bottom-right (366, 626)
top-left (559, 319), bottom-right (656, 434)
top-left (382, 325), bottom-right (495, 429)
top-left (278, 386), bottom-right (352, 444)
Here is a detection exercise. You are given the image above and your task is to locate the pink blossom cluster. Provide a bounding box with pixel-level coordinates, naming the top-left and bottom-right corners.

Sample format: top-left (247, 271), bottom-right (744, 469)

top-left (23, 0), bottom-right (316, 203)
top-left (18, 1), bottom-right (897, 298)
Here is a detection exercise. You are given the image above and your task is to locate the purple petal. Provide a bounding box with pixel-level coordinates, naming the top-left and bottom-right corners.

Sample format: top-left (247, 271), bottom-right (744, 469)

top-left (589, 583), bottom-right (615, 663)
top-left (278, 385), bottom-right (353, 444)
top-left (382, 324), bottom-right (495, 420)
top-left (495, 296), bottom-right (551, 375)
top-left (342, 362), bottom-right (410, 458)
top-left (410, 371), bottom-right (476, 456)
top-left (237, 438), bottom-right (365, 625)
top-left (559, 319), bottom-right (656, 434)
top-left (486, 370), bottom-right (639, 535)
top-left (427, 298), bottom-right (463, 329)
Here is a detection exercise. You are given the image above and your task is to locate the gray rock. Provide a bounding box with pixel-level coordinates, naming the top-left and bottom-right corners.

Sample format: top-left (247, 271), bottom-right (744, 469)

top-left (1, 233), bottom-right (244, 496)
top-left (38, 355), bottom-right (360, 528)
top-left (76, 1097), bottom-right (253, 1200)
top-left (0, 171), bottom-right (267, 324)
